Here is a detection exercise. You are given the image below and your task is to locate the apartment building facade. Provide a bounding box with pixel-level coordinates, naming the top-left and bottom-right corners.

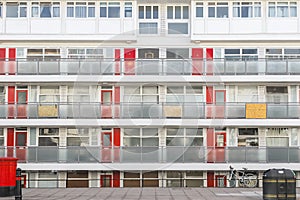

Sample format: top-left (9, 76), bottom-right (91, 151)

top-left (0, 0), bottom-right (300, 188)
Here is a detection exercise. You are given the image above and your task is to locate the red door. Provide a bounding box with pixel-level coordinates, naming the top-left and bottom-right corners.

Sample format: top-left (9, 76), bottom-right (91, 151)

top-left (215, 132), bottom-right (226, 162)
top-left (215, 175), bottom-right (226, 187)
top-left (101, 90), bottom-right (113, 118)
top-left (16, 90), bottom-right (28, 118)
top-left (7, 128), bottom-right (14, 157)
top-left (124, 48), bottom-right (135, 75)
top-left (206, 48), bottom-right (213, 75)
top-left (192, 48), bottom-right (203, 75)
top-left (101, 132), bottom-right (112, 162)
top-left (207, 172), bottom-right (214, 187)
top-left (214, 90), bottom-right (226, 118)
top-left (15, 132), bottom-right (27, 162)
top-left (100, 175), bottom-right (112, 187)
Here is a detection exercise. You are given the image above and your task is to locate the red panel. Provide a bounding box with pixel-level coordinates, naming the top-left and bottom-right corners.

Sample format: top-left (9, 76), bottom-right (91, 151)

top-left (7, 128), bottom-right (14, 146)
top-left (115, 49), bottom-right (121, 75)
top-left (124, 48), bottom-right (135, 75)
top-left (8, 86), bottom-right (15, 118)
top-left (206, 128), bottom-right (214, 147)
top-left (206, 87), bottom-right (213, 104)
top-left (192, 48), bottom-right (203, 75)
top-left (206, 48), bottom-right (213, 75)
top-left (0, 48), bottom-right (6, 75)
top-left (8, 86), bottom-right (15, 103)
top-left (207, 172), bottom-right (214, 187)
top-left (8, 48), bottom-right (16, 75)
top-left (113, 171), bottom-right (120, 187)
top-left (0, 157), bottom-right (18, 187)
top-left (113, 128), bottom-right (120, 146)
top-left (114, 87), bottom-right (120, 118)
top-left (207, 128), bottom-right (214, 163)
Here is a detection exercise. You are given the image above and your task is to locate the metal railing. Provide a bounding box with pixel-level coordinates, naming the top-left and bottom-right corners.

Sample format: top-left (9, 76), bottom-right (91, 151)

top-left (1, 58), bottom-right (300, 75)
top-left (0, 102), bottom-right (300, 119)
top-left (2, 146), bottom-right (300, 163)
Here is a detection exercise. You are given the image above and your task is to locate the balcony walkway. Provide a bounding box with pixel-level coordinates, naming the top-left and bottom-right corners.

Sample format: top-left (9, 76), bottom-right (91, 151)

top-left (0, 188), bottom-right (267, 200)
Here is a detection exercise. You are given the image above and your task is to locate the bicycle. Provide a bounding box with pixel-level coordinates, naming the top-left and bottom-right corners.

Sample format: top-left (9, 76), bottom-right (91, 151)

top-left (228, 166), bottom-right (257, 187)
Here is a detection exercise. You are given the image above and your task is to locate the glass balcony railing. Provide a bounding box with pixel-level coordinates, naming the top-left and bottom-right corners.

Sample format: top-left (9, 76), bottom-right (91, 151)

top-left (1, 58), bottom-right (300, 76)
top-left (1, 146), bottom-right (299, 163)
top-left (1, 102), bottom-right (300, 119)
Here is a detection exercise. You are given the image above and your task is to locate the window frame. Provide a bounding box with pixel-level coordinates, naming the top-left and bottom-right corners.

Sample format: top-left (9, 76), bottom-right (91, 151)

top-left (208, 2), bottom-right (229, 18)
top-left (268, 1), bottom-right (297, 17)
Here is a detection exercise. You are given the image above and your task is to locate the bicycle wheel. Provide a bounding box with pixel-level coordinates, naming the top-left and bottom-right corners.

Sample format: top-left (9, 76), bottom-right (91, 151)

top-left (243, 173), bottom-right (257, 187)
top-left (229, 175), bottom-right (236, 187)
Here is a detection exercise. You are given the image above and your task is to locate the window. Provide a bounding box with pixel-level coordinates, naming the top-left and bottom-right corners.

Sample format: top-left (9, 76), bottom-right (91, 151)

top-left (124, 85), bottom-right (159, 102)
top-left (123, 128), bottom-right (159, 147)
top-left (67, 86), bottom-right (90, 102)
top-left (67, 48), bottom-right (103, 59)
top-left (31, 2), bottom-right (60, 18)
top-left (224, 48), bottom-right (258, 60)
top-left (27, 48), bottom-right (60, 61)
top-left (100, 2), bottom-right (120, 18)
top-left (266, 86), bottom-right (288, 102)
top-left (166, 171), bottom-right (184, 187)
top-left (6, 2), bottom-right (27, 18)
top-left (124, 2), bottom-right (132, 17)
top-left (138, 48), bottom-right (159, 59)
top-left (138, 6), bottom-right (159, 34)
top-left (38, 171), bottom-right (58, 188)
top-left (266, 128), bottom-right (289, 147)
top-left (0, 3), bottom-right (2, 17)
top-left (166, 128), bottom-right (203, 146)
top-left (39, 128), bottom-right (59, 146)
top-left (196, 2), bottom-right (203, 17)
top-left (166, 86), bottom-right (203, 103)
top-left (139, 6), bottom-right (158, 19)
top-left (167, 48), bottom-right (189, 59)
top-left (268, 2), bottom-right (297, 17)
top-left (238, 128), bottom-right (258, 146)
top-left (67, 128), bottom-right (89, 146)
top-left (39, 86), bottom-right (60, 103)
top-left (0, 86), bottom-right (5, 103)
top-left (233, 2), bottom-right (261, 18)
top-left (167, 6), bottom-right (189, 19)
top-left (0, 128), bottom-right (3, 146)
top-left (67, 2), bottom-right (95, 18)
top-left (208, 2), bottom-right (228, 18)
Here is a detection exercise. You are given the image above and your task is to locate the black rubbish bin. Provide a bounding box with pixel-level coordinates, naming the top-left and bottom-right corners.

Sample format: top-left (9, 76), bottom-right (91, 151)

top-left (263, 168), bottom-right (296, 200)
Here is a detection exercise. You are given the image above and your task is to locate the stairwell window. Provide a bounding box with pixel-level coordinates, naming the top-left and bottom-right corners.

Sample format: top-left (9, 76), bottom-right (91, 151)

top-left (138, 6), bottom-right (159, 34)
top-left (208, 2), bottom-right (228, 18)
top-left (268, 2), bottom-right (297, 17)
top-left (167, 6), bottom-right (189, 19)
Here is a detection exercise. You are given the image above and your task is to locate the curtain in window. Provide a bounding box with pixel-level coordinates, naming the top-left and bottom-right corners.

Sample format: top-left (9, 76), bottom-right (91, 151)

top-left (40, 4), bottom-right (51, 18)
top-left (233, 6), bottom-right (240, 17)
top-left (290, 6), bottom-right (297, 17)
top-left (88, 7), bottom-right (95, 17)
top-left (53, 7), bottom-right (60, 17)
top-left (268, 5), bottom-right (276, 17)
top-left (242, 6), bottom-right (252, 17)
top-left (277, 5), bottom-right (288, 17)
top-left (75, 6), bottom-right (86, 18)
top-left (254, 6), bottom-right (261, 17)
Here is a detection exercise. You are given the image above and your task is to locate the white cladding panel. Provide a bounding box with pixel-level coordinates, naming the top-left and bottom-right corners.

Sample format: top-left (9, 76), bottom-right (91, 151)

top-left (6, 19), bottom-right (28, 34)
top-left (205, 19), bottom-right (229, 34)
top-left (266, 19), bottom-right (298, 33)
top-left (193, 20), bottom-right (205, 34)
top-left (99, 19), bottom-right (122, 34)
top-left (66, 20), bottom-right (96, 34)
top-left (123, 19), bottom-right (135, 33)
top-left (31, 20), bottom-right (61, 34)
top-left (230, 19), bottom-right (262, 34)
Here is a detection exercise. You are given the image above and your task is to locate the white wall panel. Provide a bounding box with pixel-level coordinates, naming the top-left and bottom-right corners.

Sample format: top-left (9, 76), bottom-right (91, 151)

top-left (267, 19), bottom-right (298, 33)
top-left (31, 20), bottom-right (61, 34)
top-left (66, 20), bottom-right (96, 34)
top-left (123, 19), bottom-right (135, 33)
top-left (205, 19), bottom-right (229, 33)
top-left (193, 20), bottom-right (205, 34)
top-left (99, 19), bottom-right (121, 34)
top-left (230, 19), bottom-right (262, 34)
top-left (6, 19), bottom-right (28, 33)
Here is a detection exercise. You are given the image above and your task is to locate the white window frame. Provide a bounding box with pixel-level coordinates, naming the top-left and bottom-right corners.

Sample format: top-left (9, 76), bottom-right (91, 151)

top-left (233, 2), bottom-right (261, 18)
top-left (208, 2), bottom-right (228, 18)
top-left (6, 2), bottom-right (27, 18)
top-left (100, 2), bottom-right (120, 18)
top-left (195, 2), bottom-right (204, 18)
top-left (268, 2), bottom-right (297, 17)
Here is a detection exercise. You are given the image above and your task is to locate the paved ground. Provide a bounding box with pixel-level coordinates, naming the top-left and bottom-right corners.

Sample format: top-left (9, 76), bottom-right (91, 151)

top-left (0, 188), bottom-right (268, 200)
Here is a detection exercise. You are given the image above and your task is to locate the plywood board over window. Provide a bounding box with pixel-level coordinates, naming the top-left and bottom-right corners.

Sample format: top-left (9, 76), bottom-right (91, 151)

top-left (246, 103), bottom-right (266, 119)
